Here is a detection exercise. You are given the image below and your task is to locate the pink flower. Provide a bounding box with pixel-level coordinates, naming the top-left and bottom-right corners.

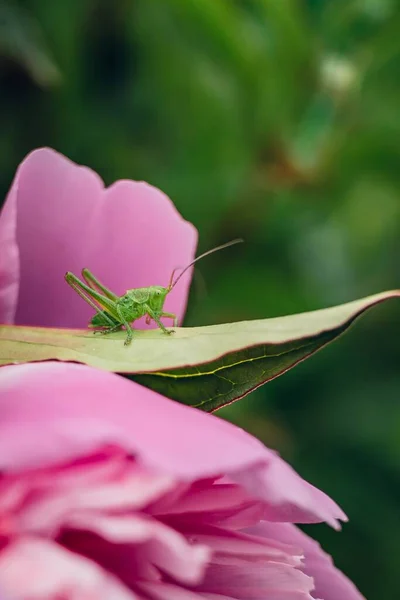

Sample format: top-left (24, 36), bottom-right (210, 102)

top-left (0, 362), bottom-right (365, 599)
top-left (0, 148), bottom-right (197, 328)
top-left (0, 149), bottom-right (364, 598)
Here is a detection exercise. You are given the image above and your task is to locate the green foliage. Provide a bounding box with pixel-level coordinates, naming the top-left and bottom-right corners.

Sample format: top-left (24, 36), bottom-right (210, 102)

top-left (0, 1), bottom-right (399, 597)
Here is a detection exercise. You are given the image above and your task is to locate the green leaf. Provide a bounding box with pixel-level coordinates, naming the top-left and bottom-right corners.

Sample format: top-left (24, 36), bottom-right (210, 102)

top-left (0, 291), bottom-right (398, 411)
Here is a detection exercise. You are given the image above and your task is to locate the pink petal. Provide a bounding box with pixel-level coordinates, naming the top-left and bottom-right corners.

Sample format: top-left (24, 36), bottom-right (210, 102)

top-left (1, 449), bottom-right (175, 538)
top-left (137, 581), bottom-right (228, 599)
top-left (0, 537), bottom-right (138, 599)
top-left (195, 561), bottom-right (315, 599)
top-left (65, 513), bottom-right (210, 585)
top-left (170, 523), bottom-right (303, 567)
top-left (1, 450), bottom-right (209, 587)
top-left (246, 522), bottom-right (366, 600)
top-left (0, 182), bottom-right (19, 323)
top-left (150, 482), bottom-right (250, 515)
top-left (232, 460), bottom-right (347, 530)
top-left (148, 480), bottom-right (268, 530)
top-left (1, 148), bottom-right (197, 328)
top-left (0, 362), bottom-right (345, 528)
top-left (60, 529), bottom-right (162, 585)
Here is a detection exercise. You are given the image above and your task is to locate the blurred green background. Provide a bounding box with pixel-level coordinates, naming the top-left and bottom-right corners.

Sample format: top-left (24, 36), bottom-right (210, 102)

top-left (0, 0), bottom-right (399, 597)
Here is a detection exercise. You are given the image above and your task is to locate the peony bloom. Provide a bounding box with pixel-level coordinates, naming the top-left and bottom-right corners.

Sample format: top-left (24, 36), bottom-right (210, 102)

top-left (0, 148), bottom-right (197, 328)
top-left (0, 150), bottom-right (365, 598)
top-left (0, 362), bottom-right (365, 600)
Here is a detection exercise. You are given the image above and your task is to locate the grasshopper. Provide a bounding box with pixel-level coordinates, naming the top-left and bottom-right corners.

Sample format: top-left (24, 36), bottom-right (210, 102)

top-left (65, 239), bottom-right (242, 346)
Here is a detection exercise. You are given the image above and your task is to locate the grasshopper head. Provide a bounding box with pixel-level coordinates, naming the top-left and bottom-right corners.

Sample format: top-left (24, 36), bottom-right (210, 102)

top-left (148, 286), bottom-right (169, 312)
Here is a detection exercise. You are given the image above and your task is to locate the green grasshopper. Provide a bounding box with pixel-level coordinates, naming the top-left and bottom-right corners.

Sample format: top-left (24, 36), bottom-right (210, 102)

top-left (65, 239), bottom-right (242, 346)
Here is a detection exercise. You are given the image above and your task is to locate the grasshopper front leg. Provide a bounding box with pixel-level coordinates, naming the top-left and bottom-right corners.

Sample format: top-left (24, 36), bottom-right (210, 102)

top-left (161, 312), bottom-right (178, 327)
top-left (144, 305), bottom-right (175, 335)
top-left (145, 311), bottom-right (178, 327)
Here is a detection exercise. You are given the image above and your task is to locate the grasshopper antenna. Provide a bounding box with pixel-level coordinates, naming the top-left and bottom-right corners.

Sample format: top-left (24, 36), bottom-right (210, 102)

top-left (168, 238), bottom-right (243, 291)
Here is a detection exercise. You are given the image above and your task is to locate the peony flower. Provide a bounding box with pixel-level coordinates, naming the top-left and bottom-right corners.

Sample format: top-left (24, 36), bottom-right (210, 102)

top-left (0, 361), bottom-right (365, 600)
top-left (0, 148), bottom-right (197, 328)
top-left (0, 149), bottom-right (365, 598)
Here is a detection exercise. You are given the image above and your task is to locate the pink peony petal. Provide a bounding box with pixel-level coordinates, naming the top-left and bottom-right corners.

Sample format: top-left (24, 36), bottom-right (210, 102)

top-left (0, 148), bottom-right (197, 328)
top-left (138, 581), bottom-right (230, 599)
top-left (59, 529), bottom-right (164, 586)
top-left (0, 537), bottom-right (138, 599)
top-left (0, 362), bottom-right (362, 598)
top-left (149, 482), bottom-right (251, 515)
top-left (1, 449), bottom-right (175, 539)
top-left (0, 183), bottom-right (19, 324)
top-left (0, 362), bottom-right (345, 529)
top-left (169, 523), bottom-right (303, 567)
top-left (194, 561), bottom-right (315, 599)
top-left (232, 460), bottom-right (347, 530)
top-left (65, 513), bottom-right (210, 585)
top-left (247, 522), bottom-right (366, 600)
